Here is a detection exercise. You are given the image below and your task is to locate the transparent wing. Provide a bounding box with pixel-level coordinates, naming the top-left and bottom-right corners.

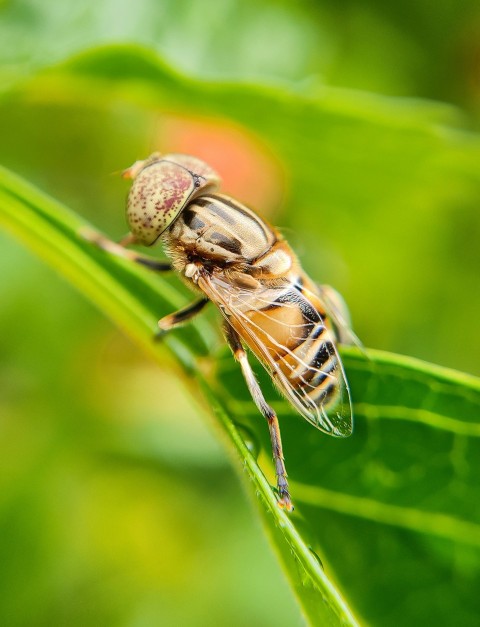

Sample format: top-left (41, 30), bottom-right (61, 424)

top-left (315, 283), bottom-right (363, 350)
top-left (198, 272), bottom-right (353, 437)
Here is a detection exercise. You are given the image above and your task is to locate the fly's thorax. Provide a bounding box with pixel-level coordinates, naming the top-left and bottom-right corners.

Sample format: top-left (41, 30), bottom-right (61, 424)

top-left (165, 193), bottom-right (276, 264)
top-left (249, 240), bottom-right (297, 280)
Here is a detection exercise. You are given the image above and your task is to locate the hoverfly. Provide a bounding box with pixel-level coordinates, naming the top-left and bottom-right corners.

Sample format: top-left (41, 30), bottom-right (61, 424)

top-left (85, 153), bottom-right (354, 511)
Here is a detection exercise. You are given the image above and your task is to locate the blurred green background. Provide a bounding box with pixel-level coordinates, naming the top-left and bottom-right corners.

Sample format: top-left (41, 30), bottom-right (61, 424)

top-left (1, 1), bottom-right (480, 626)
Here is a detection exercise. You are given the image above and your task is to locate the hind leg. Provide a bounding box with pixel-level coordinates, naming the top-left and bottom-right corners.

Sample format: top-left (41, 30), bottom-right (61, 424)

top-left (223, 321), bottom-right (293, 511)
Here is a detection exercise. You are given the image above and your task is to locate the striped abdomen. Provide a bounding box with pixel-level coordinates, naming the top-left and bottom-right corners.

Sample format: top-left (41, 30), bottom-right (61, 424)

top-left (235, 277), bottom-right (342, 418)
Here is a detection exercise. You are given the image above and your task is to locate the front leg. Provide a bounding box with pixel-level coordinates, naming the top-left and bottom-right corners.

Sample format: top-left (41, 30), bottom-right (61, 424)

top-left (156, 298), bottom-right (209, 337)
top-left (80, 227), bottom-right (172, 272)
top-left (223, 321), bottom-right (293, 511)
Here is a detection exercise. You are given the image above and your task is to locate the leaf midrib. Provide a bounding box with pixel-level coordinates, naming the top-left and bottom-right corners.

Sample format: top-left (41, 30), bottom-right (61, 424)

top-left (226, 398), bottom-right (480, 437)
top-left (353, 404), bottom-right (480, 437)
top-left (291, 483), bottom-right (480, 547)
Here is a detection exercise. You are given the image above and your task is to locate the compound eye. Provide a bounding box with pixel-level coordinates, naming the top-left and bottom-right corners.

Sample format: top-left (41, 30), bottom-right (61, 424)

top-left (125, 154), bottom-right (220, 246)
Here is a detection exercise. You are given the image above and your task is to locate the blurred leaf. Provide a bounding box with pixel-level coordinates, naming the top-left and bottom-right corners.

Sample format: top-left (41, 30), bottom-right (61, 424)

top-left (2, 0), bottom-right (480, 112)
top-left (4, 44), bottom-right (479, 376)
top-left (2, 141), bottom-right (480, 625)
top-left (0, 1), bottom-right (479, 624)
top-left (1, 42), bottom-right (480, 625)
top-left (0, 166), bottom-right (357, 625)
top-left (0, 0), bottom-right (319, 83)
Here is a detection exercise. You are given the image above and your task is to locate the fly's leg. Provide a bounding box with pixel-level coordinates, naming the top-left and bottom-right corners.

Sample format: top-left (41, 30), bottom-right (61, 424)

top-left (82, 227), bottom-right (208, 336)
top-left (80, 227), bottom-right (172, 272)
top-left (223, 321), bottom-right (293, 511)
top-left (156, 298), bottom-right (209, 338)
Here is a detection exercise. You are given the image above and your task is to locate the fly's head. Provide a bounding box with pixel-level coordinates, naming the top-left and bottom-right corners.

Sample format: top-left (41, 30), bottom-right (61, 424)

top-left (124, 153), bottom-right (221, 246)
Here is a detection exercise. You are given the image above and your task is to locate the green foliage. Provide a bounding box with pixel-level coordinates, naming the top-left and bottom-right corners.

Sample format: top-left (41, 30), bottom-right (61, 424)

top-left (0, 164), bottom-right (357, 626)
top-left (1, 1), bottom-right (480, 625)
top-left (4, 44), bottom-right (480, 376)
top-left (220, 348), bottom-right (480, 624)
top-left (2, 136), bottom-right (480, 625)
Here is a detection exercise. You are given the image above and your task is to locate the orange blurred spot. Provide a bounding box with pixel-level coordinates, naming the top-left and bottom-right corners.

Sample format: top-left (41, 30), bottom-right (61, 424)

top-left (158, 115), bottom-right (285, 218)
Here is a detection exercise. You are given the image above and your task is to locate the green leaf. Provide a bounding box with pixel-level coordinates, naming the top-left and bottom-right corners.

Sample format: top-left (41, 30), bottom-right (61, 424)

top-left (5, 44), bottom-right (480, 378)
top-left (2, 152), bottom-right (480, 625)
top-left (1, 0), bottom-right (478, 108)
top-left (0, 165), bottom-right (358, 625)
top-left (2, 44), bottom-right (480, 625)
top-left (219, 348), bottom-right (480, 625)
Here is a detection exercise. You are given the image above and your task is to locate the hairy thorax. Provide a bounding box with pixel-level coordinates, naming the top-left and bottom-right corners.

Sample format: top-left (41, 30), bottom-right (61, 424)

top-left (162, 193), bottom-right (299, 287)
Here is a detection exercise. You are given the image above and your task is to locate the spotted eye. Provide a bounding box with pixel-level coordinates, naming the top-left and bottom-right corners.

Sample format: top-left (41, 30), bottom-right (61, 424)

top-left (125, 153), bottom-right (221, 245)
